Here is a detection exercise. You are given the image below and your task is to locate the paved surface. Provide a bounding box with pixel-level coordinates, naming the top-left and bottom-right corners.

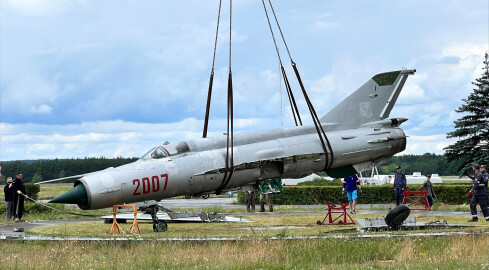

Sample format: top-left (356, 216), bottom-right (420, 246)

top-left (0, 219), bottom-right (99, 239)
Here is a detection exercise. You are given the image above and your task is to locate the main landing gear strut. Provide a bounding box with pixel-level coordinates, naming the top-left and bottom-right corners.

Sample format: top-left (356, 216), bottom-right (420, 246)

top-left (140, 204), bottom-right (168, 232)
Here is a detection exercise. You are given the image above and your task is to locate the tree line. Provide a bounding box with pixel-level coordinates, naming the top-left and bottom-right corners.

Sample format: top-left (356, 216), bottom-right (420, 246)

top-left (376, 153), bottom-right (466, 176)
top-left (0, 157), bottom-right (137, 183)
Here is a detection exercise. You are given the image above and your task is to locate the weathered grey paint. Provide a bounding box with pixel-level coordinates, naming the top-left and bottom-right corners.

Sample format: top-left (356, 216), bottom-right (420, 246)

top-left (54, 70), bottom-right (416, 210)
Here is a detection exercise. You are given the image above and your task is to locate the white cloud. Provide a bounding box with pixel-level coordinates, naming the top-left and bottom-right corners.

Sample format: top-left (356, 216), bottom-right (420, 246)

top-left (313, 21), bottom-right (337, 31)
top-left (1, 75), bottom-right (58, 115)
top-left (1, 1), bottom-right (487, 162)
top-left (2, 0), bottom-right (81, 16)
top-left (398, 75), bottom-right (427, 104)
top-left (405, 134), bottom-right (455, 155)
top-left (31, 104), bottom-right (53, 114)
top-left (0, 117), bottom-right (280, 160)
top-left (441, 43), bottom-right (487, 69)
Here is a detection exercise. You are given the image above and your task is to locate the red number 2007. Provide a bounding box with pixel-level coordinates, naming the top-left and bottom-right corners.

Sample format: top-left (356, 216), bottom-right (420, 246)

top-left (133, 174), bottom-right (168, 196)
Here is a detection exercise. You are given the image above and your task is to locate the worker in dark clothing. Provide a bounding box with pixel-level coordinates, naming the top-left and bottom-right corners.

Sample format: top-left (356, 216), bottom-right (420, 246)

top-left (468, 164), bottom-right (489, 222)
top-left (260, 193), bottom-right (273, 212)
top-left (393, 166), bottom-right (407, 206)
top-left (482, 165), bottom-right (488, 192)
top-left (4, 177), bottom-right (14, 220)
top-left (245, 189), bottom-right (256, 212)
top-left (422, 175), bottom-right (435, 207)
top-left (12, 173), bottom-right (26, 222)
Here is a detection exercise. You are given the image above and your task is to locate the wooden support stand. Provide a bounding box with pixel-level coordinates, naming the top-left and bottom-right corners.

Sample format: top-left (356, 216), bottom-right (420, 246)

top-left (402, 188), bottom-right (431, 210)
top-left (107, 204), bottom-right (141, 234)
top-left (317, 202), bottom-right (355, 225)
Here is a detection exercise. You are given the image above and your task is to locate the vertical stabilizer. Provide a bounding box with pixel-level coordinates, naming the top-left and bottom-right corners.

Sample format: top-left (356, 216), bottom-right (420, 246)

top-left (320, 69), bottom-right (415, 129)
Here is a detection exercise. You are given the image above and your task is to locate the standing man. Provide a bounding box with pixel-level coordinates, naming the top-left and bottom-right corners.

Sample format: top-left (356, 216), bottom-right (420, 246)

top-left (12, 173), bottom-right (26, 222)
top-left (394, 166), bottom-right (407, 206)
top-left (481, 165), bottom-right (488, 194)
top-left (468, 164), bottom-right (489, 222)
top-left (245, 189), bottom-right (256, 212)
top-left (4, 177), bottom-right (14, 220)
top-left (342, 174), bottom-right (361, 214)
top-left (260, 193), bottom-right (273, 212)
top-left (422, 175), bottom-right (435, 207)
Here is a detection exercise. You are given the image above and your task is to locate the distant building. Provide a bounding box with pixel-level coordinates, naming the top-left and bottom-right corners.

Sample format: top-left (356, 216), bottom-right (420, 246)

top-left (281, 173), bottom-right (334, 186)
top-left (406, 172), bottom-right (442, 184)
top-left (360, 172), bottom-right (443, 185)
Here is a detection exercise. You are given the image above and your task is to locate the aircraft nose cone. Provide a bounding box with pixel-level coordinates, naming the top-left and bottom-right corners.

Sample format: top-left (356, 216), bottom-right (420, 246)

top-left (49, 184), bottom-right (88, 205)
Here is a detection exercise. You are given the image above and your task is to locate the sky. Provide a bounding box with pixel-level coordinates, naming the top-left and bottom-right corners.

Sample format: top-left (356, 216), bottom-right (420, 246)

top-left (0, 0), bottom-right (488, 161)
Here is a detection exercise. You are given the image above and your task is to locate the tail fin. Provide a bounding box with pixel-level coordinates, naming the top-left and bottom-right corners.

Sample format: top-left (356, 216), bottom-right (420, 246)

top-left (320, 69), bottom-right (416, 129)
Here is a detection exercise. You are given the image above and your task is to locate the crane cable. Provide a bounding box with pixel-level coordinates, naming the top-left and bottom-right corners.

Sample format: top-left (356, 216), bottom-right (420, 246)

top-left (265, 0), bottom-right (334, 170)
top-left (216, 0), bottom-right (234, 195)
top-left (202, 0), bottom-right (223, 139)
top-left (261, 0), bottom-right (302, 126)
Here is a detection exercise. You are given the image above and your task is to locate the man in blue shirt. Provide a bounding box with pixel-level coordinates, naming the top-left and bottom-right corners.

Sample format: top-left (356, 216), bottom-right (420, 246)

top-left (394, 166), bottom-right (407, 206)
top-left (342, 174), bottom-right (361, 214)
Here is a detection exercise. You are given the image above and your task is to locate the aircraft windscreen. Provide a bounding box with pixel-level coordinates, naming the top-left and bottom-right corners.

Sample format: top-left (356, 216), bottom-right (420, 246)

top-left (162, 141), bottom-right (190, 156)
top-left (151, 147), bottom-right (168, 159)
top-left (140, 147), bottom-right (156, 159)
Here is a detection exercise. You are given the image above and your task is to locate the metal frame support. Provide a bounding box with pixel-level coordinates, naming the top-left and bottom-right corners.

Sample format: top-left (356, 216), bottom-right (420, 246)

top-left (108, 204), bottom-right (141, 234)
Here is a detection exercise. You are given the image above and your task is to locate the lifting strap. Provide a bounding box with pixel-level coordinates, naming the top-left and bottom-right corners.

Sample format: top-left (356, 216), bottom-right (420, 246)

top-left (265, 0), bottom-right (334, 170)
top-left (261, 0), bottom-right (302, 126)
top-left (216, 0), bottom-right (234, 195)
top-left (202, 0), bottom-right (223, 138)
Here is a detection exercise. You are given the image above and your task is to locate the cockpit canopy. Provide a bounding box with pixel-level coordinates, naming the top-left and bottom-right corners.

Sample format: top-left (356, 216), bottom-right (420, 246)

top-left (140, 141), bottom-right (191, 160)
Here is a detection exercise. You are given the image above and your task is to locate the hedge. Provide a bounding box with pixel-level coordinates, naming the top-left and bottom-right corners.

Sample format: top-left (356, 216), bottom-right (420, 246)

top-left (25, 183), bottom-right (41, 200)
top-left (0, 201), bottom-right (57, 215)
top-left (238, 184), bottom-right (474, 205)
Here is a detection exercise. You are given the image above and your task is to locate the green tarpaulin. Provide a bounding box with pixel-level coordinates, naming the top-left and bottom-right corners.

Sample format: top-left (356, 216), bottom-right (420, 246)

top-left (259, 178), bottom-right (283, 194)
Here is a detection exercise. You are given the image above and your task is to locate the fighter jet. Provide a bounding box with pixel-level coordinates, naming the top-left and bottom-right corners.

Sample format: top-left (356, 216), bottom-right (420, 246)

top-left (48, 69), bottom-right (415, 226)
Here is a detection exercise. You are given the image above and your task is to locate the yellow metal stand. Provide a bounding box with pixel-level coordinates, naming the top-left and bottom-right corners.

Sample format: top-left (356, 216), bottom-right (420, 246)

top-left (107, 204), bottom-right (141, 234)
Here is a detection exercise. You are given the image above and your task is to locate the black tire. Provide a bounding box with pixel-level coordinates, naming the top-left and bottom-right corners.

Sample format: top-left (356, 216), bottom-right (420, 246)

top-left (202, 194), bottom-right (209, 199)
top-left (385, 205), bottom-right (410, 228)
top-left (184, 194), bottom-right (192, 199)
top-left (153, 220), bottom-right (168, 232)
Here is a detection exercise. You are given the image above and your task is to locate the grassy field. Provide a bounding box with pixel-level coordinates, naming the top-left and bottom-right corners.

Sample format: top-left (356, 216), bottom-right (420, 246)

top-left (28, 212), bottom-right (489, 239)
top-left (38, 183), bottom-right (73, 200)
top-left (4, 183), bottom-right (489, 269)
top-left (1, 235), bottom-right (489, 269)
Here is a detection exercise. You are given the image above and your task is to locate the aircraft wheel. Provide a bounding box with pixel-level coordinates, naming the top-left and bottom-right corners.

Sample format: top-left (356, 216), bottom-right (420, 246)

top-left (184, 194), bottom-right (192, 199)
top-left (385, 205), bottom-right (410, 228)
top-left (202, 194), bottom-right (209, 199)
top-left (153, 220), bottom-right (168, 232)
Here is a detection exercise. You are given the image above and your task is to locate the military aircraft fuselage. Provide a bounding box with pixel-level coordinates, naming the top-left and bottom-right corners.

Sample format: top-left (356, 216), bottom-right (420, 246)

top-left (49, 69), bottom-right (415, 210)
top-left (62, 119), bottom-right (406, 210)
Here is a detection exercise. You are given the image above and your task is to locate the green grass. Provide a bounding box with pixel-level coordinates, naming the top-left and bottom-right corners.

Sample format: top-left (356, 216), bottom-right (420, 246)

top-left (27, 212), bottom-right (489, 239)
top-left (0, 201), bottom-right (108, 225)
top-left (1, 235), bottom-right (489, 269)
top-left (38, 183), bottom-right (73, 200)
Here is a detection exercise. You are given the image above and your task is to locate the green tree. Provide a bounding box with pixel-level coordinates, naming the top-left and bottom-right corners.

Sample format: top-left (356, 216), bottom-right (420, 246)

top-left (444, 53), bottom-right (489, 175)
top-left (32, 173), bottom-right (43, 183)
top-left (58, 169), bottom-right (66, 179)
